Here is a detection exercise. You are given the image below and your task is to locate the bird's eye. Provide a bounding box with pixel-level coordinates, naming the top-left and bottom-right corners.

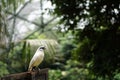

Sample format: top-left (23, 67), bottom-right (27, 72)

top-left (39, 46), bottom-right (45, 50)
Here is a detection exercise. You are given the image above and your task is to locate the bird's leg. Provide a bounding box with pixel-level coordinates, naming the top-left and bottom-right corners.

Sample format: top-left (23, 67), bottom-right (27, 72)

top-left (38, 68), bottom-right (41, 72)
top-left (34, 67), bottom-right (41, 73)
top-left (32, 67), bottom-right (40, 72)
top-left (32, 66), bottom-right (36, 72)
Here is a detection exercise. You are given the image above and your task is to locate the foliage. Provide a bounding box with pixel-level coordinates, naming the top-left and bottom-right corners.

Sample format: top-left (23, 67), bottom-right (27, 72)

top-left (50, 0), bottom-right (120, 29)
top-left (50, 0), bottom-right (120, 79)
top-left (0, 61), bottom-right (9, 77)
top-left (49, 60), bottom-right (93, 80)
top-left (114, 72), bottom-right (120, 80)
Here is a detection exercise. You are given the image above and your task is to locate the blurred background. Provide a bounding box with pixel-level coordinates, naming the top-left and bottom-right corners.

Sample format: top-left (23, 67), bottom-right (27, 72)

top-left (0, 0), bottom-right (120, 80)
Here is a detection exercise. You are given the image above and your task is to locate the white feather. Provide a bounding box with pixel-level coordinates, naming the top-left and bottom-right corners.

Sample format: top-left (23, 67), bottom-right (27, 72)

top-left (28, 47), bottom-right (44, 71)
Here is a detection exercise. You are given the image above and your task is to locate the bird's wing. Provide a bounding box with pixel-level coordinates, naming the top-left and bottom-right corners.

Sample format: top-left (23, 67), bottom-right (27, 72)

top-left (28, 57), bottom-right (35, 71)
top-left (28, 52), bottom-right (38, 71)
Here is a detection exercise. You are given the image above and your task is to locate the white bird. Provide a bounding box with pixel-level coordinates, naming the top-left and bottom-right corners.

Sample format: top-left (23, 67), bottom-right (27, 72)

top-left (28, 46), bottom-right (45, 71)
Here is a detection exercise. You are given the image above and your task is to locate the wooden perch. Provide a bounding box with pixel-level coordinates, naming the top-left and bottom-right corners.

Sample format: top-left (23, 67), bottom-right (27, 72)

top-left (0, 68), bottom-right (49, 80)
